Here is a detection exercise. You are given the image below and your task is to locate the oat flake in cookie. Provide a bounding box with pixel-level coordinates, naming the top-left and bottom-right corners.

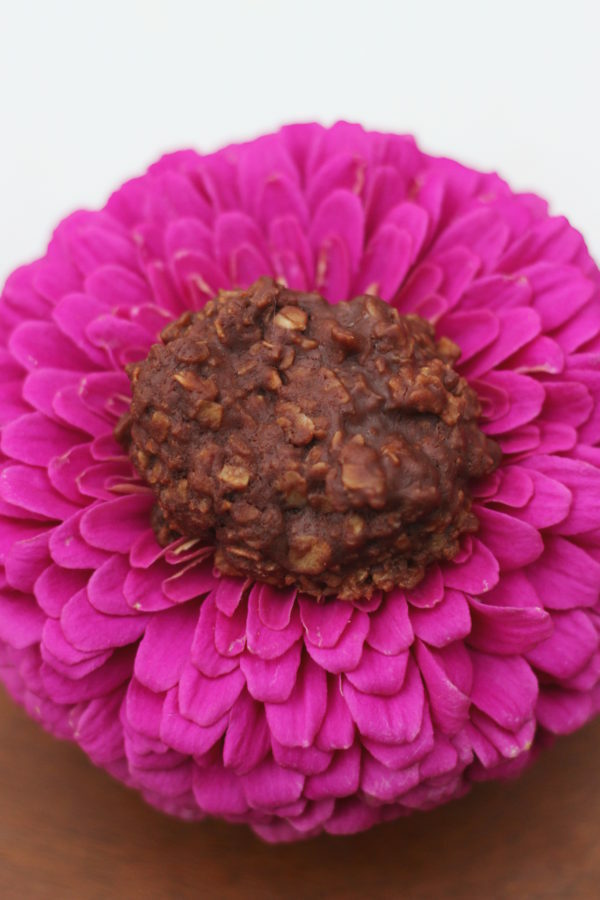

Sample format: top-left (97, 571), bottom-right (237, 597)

top-left (119, 277), bottom-right (501, 598)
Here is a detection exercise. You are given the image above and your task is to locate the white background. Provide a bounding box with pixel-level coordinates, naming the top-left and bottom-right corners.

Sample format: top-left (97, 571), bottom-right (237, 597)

top-left (1, 0), bottom-right (599, 284)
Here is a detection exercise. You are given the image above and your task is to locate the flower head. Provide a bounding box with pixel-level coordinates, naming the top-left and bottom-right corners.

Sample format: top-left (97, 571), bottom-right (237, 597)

top-left (1, 122), bottom-right (600, 842)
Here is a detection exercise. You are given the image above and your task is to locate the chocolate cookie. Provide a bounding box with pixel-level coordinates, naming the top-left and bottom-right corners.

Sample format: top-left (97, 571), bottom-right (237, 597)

top-left (117, 278), bottom-right (500, 599)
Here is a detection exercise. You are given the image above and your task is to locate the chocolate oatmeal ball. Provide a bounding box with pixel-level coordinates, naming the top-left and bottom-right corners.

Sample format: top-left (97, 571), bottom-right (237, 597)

top-left (118, 278), bottom-right (500, 599)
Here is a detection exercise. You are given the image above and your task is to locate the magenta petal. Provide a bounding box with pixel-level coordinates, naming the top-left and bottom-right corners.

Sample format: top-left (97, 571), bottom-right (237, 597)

top-left (178, 663), bottom-right (244, 727)
top-left (353, 224), bottom-right (412, 299)
top-left (242, 757), bottom-right (304, 810)
top-left (193, 764), bottom-right (249, 816)
top-left (363, 708), bottom-right (434, 770)
top-left (418, 734), bottom-right (460, 779)
top-left (74, 690), bottom-right (125, 765)
top-left (257, 174), bottom-right (308, 229)
top-left (527, 262), bottom-right (594, 330)
top-left (365, 165), bottom-right (409, 234)
top-left (554, 299), bottom-right (600, 353)
top-left (526, 610), bottom-right (598, 680)
top-left (52, 293), bottom-right (110, 364)
top-left (129, 760), bottom-right (193, 799)
top-left (265, 653), bottom-right (327, 748)
top-left (486, 465), bottom-right (533, 509)
top-left (411, 590), bottom-right (471, 648)
top-left (528, 456), bottom-right (600, 535)
top-left (128, 529), bottom-right (165, 568)
top-left (0, 465), bottom-right (80, 520)
top-left (536, 687), bottom-right (594, 735)
top-left (215, 211), bottom-right (268, 269)
top-left (4, 531), bottom-right (49, 593)
top-left (315, 675), bottom-right (356, 752)
top-left (511, 468), bottom-right (572, 530)
top-left (124, 677), bottom-right (164, 740)
top-left (471, 710), bottom-right (535, 763)
top-left (536, 421), bottom-right (577, 455)
top-left (271, 740), bottom-right (332, 776)
top-left (300, 595), bottom-right (353, 648)
top-left (286, 798), bottom-right (336, 834)
top-left (48, 444), bottom-right (98, 504)
top-left (213, 576), bottom-right (246, 616)
top-left (1, 413), bottom-right (84, 467)
top-left (474, 378), bottom-right (509, 423)
top-left (34, 564), bottom-right (88, 618)
top-left (49, 511), bottom-right (109, 569)
top-left (190, 594), bottom-right (238, 677)
top-left (479, 371), bottom-right (545, 434)
top-left (240, 642), bottom-right (302, 703)
top-left (0, 587), bottom-right (45, 649)
top-left (162, 559), bottom-right (216, 604)
top-left (0, 519), bottom-right (46, 565)
top-left (214, 603), bottom-right (247, 657)
top-left (366, 590), bottom-right (414, 655)
top-left (61, 588), bottom-right (148, 652)
top-left (441, 310), bottom-right (499, 362)
top-left (476, 507), bottom-right (544, 570)
top-left (246, 586), bottom-right (302, 660)
top-left (9, 321), bottom-right (93, 373)
top-left (470, 652), bottom-right (538, 731)
top-left (468, 598), bottom-right (553, 655)
top-left (415, 642), bottom-right (470, 735)
top-left (310, 189), bottom-right (364, 272)
top-left (305, 744), bottom-right (361, 801)
top-left (361, 755), bottom-right (420, 803)
top-left (465, 307), bottom-right (541, 379)
top-left (498, 424), bottom-right (540, 456)
top-left (406, 565), bottom-right (444, 609)
top-left (345, 645), bottom-right (408, 695)
top-left (435, 207), bottom-right (509, 269)
top-left (160, 688), bottom-right (227, 756)
top-left (385, 202), bottom-right (429, 261)
top-left (434, 245), bottom-right (480, 306)
top-left (134, 603), bottom-right (199, 692)
top-left (313, 234), bottom-right (351, 301)
top-left (258, 583), bottom-right (297, 631)
top-left (543, 380), bottom-right (594, 428)
top-left (68, 225), bottom-right (137, 275)
top-left (78, 371), bottom-right (131, 420)
top-left (80, 494), bottom-right (153, 551)
top-left (342, 657), bottom-right (424, 744)
top-left (41, 618), bottom-right (109, 676)
top-left (87, 555), bottom-right (132, 615)
top-left (85, 263), bottom-right (150, 306)
top-left (171, 251), bottom-right (229, 309)
top-left (443, 538), bottom-right (499, 595)
top-left (52, 384), bottom-right (112, 437)
top-left (397, 260), bottom-right (442, 312)
top-left (526, 536), bottom-right (600, 610)
top-left (305, 610), bottom-right (370, 674)
top-left (510, 336), bottom-right (564, 375)
top-left (306, 151), bottom-right (365, 210)
top-left (0, 379), bottom-right (29, 425)
top-left (268, 215), bottom-right (313, 289)
top-left (561, 651), bottom-right (600, 692)
top-left (165, 217), bottom-right (212, 259)
top-left (222, 691), bottom-right (270, 774)
top-left (40, 646), bottom-right (134, 704)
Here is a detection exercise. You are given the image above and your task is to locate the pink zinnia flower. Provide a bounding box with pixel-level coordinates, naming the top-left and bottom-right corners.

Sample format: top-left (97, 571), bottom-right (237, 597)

top-left (1, 122), bottom-right (599, 842)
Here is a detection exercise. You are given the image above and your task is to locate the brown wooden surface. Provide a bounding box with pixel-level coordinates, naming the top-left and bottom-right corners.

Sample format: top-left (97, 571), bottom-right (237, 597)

top-left (0, 689), bottom-right (598, 899)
